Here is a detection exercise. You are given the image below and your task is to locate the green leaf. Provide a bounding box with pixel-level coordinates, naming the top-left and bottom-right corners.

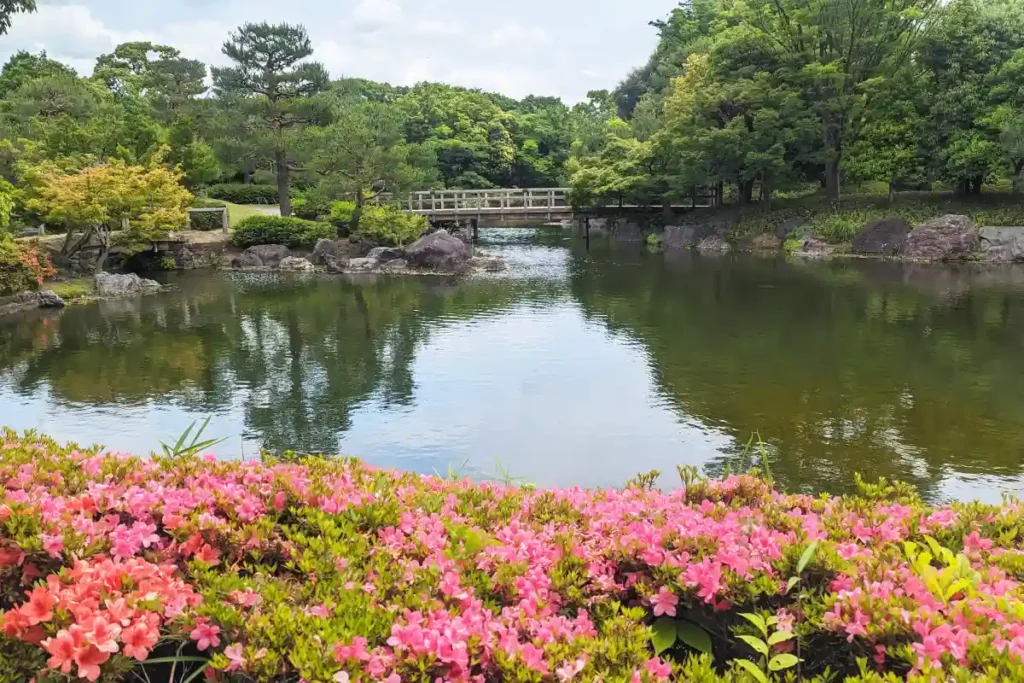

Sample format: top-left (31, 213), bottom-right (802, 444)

top-left (739, 612), bottom-right (768, 637)
top-left (735, 658), bottom-right (769, 683)
top-left (769, 653), bottom-right (801, 672)
top-left (796, 541), bottom-right (819, 574)
top-left (182, 664), bottom-right (211, 683)
top-left (676, 620), bottom-right (712, 654)
top-left (737, 634), bottom-right (770, 656)
top-left (786, 576), bottom-right (799, 593)
top-left (767, 630), bottom-right (795, 646)
top-left (651, 617), bottom-right (677, 655)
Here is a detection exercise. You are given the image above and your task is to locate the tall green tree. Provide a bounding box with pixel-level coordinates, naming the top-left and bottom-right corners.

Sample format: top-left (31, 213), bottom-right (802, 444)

top-left (212, 23), bottom-right (329, 216)
top-left (729, 0), bottom-right (936, 199)
top-left (309, 100), bottom-right (435, 233)
top-left (0, 51), bottom-right (75, 98)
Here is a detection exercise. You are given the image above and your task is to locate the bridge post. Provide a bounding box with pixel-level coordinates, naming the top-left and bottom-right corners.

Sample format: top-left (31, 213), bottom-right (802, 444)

top-left (471, 218), bottom-right (479, 242)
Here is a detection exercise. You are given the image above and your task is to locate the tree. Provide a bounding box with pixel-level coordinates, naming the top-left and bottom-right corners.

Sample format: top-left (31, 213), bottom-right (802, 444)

top-left (309, 100), bottom-right (435, 234)
top-left (25, 157), bottom-right (192, 272)
top-left (212, 23), bottom-right (329, 216)
top-left (918, 0), bottom-right (1024, 193)
top-left (730, 0), bottom-right (936, 199)
top-left (0, 51), bottom-right (76, 98)
top-left (0, 0), bottom-right (34, 36)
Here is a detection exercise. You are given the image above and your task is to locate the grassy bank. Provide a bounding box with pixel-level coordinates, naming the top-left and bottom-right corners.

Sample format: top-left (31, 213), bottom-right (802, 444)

top-left (714, 191), bottom-right (1024, 243)
top-left (2, 431), bottom-right (1024, 682)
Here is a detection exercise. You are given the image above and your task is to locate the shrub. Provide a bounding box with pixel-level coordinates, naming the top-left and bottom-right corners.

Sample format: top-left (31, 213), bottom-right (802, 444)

top-left (230, 215), bottom-right (333, 249)
top-left (353, 205), bottom-right (428, 246)
top-left (292, 195), bottom-right (333, 221)
top-left (3, 431), bottom-right (1024, 682)
top-left (0, 239), bottom-right (55, 296)
top-left (47, 280), bottom-right (92, 300)
top-left (329, 200), bottom-right (356, 234)
top-left (205, 183), bottom-right (278, 205)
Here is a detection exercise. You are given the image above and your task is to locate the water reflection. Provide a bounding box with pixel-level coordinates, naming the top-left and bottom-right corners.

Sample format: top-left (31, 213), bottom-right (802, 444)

top-left (1, 228), bottom-right (1024, 501)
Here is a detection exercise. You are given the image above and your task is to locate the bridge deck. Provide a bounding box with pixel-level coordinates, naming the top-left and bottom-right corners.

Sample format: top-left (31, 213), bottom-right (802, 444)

top-left (384, 188), bottom-right (715, 221)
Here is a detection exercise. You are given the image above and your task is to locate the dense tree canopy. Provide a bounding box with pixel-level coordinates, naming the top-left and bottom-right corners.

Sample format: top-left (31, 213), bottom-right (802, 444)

top-left (1, 1), bottom-right (1023, 237)
top-left (573, 0), bottom-right (1024, 207)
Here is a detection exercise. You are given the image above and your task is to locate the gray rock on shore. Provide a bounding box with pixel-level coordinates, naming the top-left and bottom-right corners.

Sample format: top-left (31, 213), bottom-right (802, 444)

top-left (404, 230), bottom-right (471, 271)
top-left (278, 257), bottom-right (315, 272)
top-left (904, 214), bottom-right (980, 261)
top-left (852, 218), bottom-right (912, 256)
top-left (979, 226), bottom-right (1024, 262)
top-left (94, 272), bottom-right (161, 297)
top-left (233, 244), bottom-right (291, 269)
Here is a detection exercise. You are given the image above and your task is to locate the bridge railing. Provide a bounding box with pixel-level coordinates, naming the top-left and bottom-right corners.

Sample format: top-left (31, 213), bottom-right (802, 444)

top-left (378, 188), bottom-right (572, 215)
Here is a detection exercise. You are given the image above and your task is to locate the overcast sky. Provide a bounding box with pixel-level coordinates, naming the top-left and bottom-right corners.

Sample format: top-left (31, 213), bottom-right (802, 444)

top-left (0, 0), bottom-right (679, 102)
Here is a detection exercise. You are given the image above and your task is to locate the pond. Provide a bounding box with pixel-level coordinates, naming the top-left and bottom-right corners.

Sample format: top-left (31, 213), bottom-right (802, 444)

top-left (2, 227), bottom-right (1024, 502)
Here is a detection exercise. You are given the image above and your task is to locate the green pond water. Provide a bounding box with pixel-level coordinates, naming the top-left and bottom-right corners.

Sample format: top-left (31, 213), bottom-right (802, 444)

top-left (2, 227), bottom-right (1024, 502)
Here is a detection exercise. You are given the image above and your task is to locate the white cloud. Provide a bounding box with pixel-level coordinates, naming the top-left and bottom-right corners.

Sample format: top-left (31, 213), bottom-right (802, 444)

top-left (474, 22), bottom-right (549, 50)
top-left (412, 19), bottom-right (461, 37)
top-left (2, 4), bottom-right (118, 73)
top-left (351, 0), bottom-right (403, 33)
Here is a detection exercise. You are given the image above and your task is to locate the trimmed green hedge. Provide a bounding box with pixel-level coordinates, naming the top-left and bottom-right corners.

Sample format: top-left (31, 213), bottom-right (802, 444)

top-left (229, 215), bottom-right (334, 249)
top-left (187, 201), bottom-right (227, 231)
top-left (292, 196), bottom-right (333, 221)
top-left (206, 183), bottom-right (278, 205)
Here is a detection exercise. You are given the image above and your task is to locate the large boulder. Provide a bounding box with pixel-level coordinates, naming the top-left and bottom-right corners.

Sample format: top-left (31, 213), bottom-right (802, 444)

top-left (979, 226), bottom-right (1024, 262)
top-left (241, 244), bottom-right (291, 268)
top-left (852, 217), bottom-right (912, 256)
top-left (663, 224), bottom-right (715, 249)
top-left (323, 254), bottom-right (350, 274)
top-left (346, 257), bottom-right (377, 271)
top-left (379, 259), bottom-right (408, 272)
top-left (278, 257), bottom-right (315, 272)
top-left (94, 272), bottom-right (161, 297)
top-left (37, 291), bottom-right (66, 308)
top-left (312, 239), bottom-right (344, 266)
top-left (404, 229), bottom-right (471, 271)
top-left (366, 247), bottom-right (404, 263)
top-left (697, 235), bottom-right (732, 253)
top-left (904, 214), bottom-right (980, 261)
top-left (230, 251), bottom-right (263, 269)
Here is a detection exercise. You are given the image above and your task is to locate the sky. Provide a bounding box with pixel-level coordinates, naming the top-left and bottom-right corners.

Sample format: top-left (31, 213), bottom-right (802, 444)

top-left (0, 0), bottom-right (680, 103)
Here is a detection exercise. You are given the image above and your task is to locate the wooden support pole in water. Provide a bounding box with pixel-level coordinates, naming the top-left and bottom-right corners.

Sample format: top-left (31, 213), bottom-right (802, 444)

top-left (471, 218), bottom-right (479, 242)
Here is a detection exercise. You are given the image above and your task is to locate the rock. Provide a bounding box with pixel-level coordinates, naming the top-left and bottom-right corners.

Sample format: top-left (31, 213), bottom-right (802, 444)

top-left (242, 244), bottom-right (291, 268)
top-left (346, 257), bottom-right (377, 271)
top-left (697, 235), bottom-right (732, 253)
top-left (94, 272), bottom-right (161, 297)
top-left (663, 224), bottom-right (715, 249)
top-left (852, 217), bottom-right (912, 256)
top-left (404, 229), bottom-right (471, 271)
top-left (231, 251), bottom-right (263, 269)
top-left (750, 234), bottom-right (781, 251)
top-left (613, 219), bottom-right (646, 242)
top-left (979, 226), bottom-right (1024, 262)
top-left (379, 259), bottom-right (408, 272)
top-left (312, 239), bottom-right (343, 266)
top-left (324, 254), bottom-right (350, 274)
top-left (366, 247), bottom-right (404, 263)
top-left (278, 257), bottom-right (315, 272)
top-left (904, 214), bottom-right (980, 261)
top-left (0, 291), bottom-right (63, 317)
top-left (37, 290), bottom-right (66, 308)
top-left (792, 236), bottom-right (833, 259)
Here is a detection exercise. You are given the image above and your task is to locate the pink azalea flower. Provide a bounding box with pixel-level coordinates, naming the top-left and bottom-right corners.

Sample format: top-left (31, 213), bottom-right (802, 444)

top-left (650, 587), bottom-right (679, 617)
top-left (190, 622), bottom-right (221, 651)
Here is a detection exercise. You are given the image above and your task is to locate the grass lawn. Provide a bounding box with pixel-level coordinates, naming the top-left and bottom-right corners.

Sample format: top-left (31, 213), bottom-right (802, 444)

top-left (222, 201), bottom-right (278, 227)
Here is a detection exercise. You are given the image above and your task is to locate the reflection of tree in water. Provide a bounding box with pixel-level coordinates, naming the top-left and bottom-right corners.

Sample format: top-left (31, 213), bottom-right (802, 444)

top-left (570, 246), bottom-right (1024, 498)
top-left (0, 273), bottom-right (535, 455)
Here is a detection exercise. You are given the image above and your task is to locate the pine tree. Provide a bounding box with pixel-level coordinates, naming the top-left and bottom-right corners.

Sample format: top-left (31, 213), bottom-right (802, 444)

top-left (212, 23), bottom-right (329, 216)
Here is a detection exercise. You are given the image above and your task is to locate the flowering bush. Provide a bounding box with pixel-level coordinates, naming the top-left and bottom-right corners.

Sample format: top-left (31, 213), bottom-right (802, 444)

top-left (0, 239), bottom-right (56, 296)
top-left (2, 432), bottom-right (1024, 683)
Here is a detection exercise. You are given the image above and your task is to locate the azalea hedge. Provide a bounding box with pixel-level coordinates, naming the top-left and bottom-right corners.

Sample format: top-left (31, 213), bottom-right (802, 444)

top-left (2, 433), bottom-right (1024, 683)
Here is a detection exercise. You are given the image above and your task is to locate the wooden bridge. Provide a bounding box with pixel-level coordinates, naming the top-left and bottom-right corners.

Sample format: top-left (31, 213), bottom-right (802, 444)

top-left (389, 187), bottom-right (717, 224)
top-left (397, 188), bottom-right (573, 222)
